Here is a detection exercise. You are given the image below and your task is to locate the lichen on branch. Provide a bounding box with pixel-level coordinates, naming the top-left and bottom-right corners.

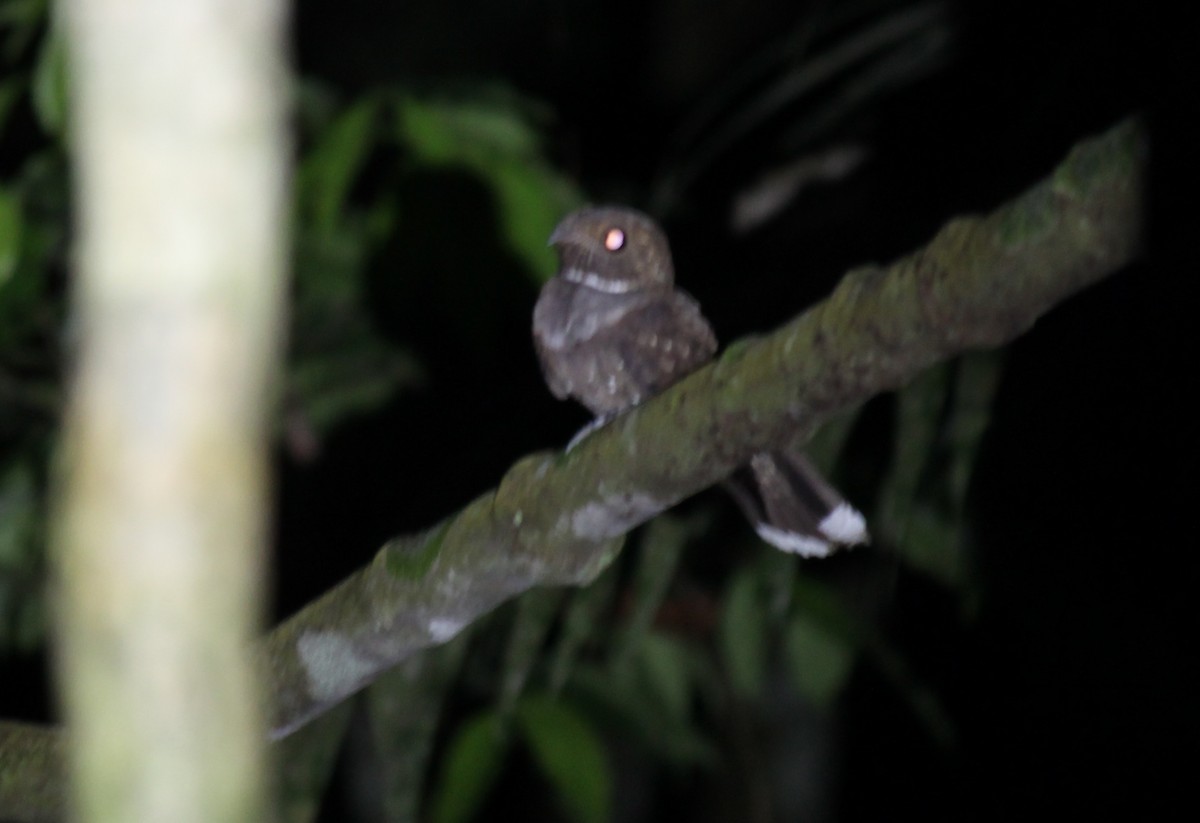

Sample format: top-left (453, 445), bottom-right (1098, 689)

top-left (259, 117), bottom-right (1145, 739)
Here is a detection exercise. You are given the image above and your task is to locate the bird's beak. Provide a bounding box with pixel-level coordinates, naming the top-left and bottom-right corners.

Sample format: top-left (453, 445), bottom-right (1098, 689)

top-left (547, 214), bottom-right (581, 247)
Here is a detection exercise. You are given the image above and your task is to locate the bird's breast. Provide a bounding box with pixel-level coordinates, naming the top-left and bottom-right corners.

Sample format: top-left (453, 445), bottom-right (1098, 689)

top-left (533, 280), bottom-right (646, 350)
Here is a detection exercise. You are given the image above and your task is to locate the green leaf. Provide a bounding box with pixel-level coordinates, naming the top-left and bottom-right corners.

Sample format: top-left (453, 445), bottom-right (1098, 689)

top-left (862, 638), bottom-right (956, 749)
top-left (635, 632), bottom-right (693, 723)
top-left (718, 567), bottom-right (768, 699)
top-left (0, 0), bottom-right (49, 63)
top-left (429, 710), bottom-right (509, 823)
top-left (877, 364), bottom-right (949, 538)
top-left (756, 543), bottom-right (798, 621)
top-left (292, 222), bottom-right (371, 305)
top-left (394, 92), bottom-right (582, 281)
top-left (610, 513), bottom-right (699, 666)
top-left (945, 351), bottom-right (1004, 508)
top-left (286, 340), bottom-right (423, 434)
top-left (399, 96), bottom-right (541, 160)
top-left (0, 462), bottom-right (38, 568)
top-left (31, 22), bottom-right (68, 137)
top-left (896, 501), bottom-right (961, 587)
top-left (0, 186), bottom-right (21, 286)
top-left (804, 405), bottom-right (864, 474)
top-left (369, 637), bottom-right (472, 823)
top-left (792, 575), bottom-right (955, 747)
top-left (1, 461), bottom-right (44, 652)
top-left (275, 703), bottom-right (354, 823)
top-left (569, 662), bottom-right (719, 767)
top-left (516, 696), bottom-right (611, 823)
top-left (0, 188), bottom-right (47, 345)
top-left (13, 586), bottom-right (46, 651)
top-left (880, 353), bottom-right (1003, 592)
top-left (297, 96), bottom-right (380, 234)
top-left (875, 364), bottom-right (963, 587)
top-left (790, 574), bottom-right (862, 645)
top-left (783, 614), bottom-right (854, 707)
top-left (548, 564), bottom-right (619, 693)
top-left (498, 588), bottom-right (566, 716)
top-left (0, 80), bottom-right (23, 138)
top-left (486, 160), bottom-right (580, 281)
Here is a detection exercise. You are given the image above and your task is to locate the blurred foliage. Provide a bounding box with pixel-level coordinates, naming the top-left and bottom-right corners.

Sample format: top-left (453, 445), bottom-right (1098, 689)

top-left (876, 351), bottom-right (1003, 609)
top-left (650, 0), bottom-right (951, 216)
top-left (0, 3), bottom-right (585, 644)
top-left (367, 632), bottom-right (475, 822)
top-left (428, 709), bottom-right (508, 823)
top-left (285, 82), bottom-right (583, 459)
top-left (1, 0), bottom-right (69, 656)
top-left (395, 91), bottom-right (582, 280)
top-left (515, 696), bottom-right (611, 823)
top-left (0, 460), bottom-right (45, 651)
top-left (0, 1), bottom-right (1007, 820)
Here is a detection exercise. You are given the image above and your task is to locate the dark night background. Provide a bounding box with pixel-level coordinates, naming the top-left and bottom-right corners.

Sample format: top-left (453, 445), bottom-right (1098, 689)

top-left (1, 0), bottom-right (1193, 820)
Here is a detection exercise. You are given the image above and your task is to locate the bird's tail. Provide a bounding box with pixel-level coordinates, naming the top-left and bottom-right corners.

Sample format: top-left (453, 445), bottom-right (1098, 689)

top-left (723, 449), bottom-right (868, 557)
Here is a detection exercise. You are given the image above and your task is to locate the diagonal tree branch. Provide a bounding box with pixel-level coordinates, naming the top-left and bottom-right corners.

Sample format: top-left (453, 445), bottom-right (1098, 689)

top-left (261, 116), bottom-right (1145, 738)
top-left (0, 722), bottom-right (66, 823)
top-left (0, 116), bottom-right (1145, 819)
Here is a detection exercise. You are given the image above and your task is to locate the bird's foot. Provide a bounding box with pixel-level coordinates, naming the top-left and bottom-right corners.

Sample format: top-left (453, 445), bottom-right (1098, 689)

top-left (565, 414), bottom-right (614, 452)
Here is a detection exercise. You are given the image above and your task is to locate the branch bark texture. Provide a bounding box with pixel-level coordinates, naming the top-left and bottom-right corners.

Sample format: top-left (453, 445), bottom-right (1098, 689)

top-left (262, 117), bottom-right (1145, 738)
top-left (0, 117), bottom-right (1145, 821)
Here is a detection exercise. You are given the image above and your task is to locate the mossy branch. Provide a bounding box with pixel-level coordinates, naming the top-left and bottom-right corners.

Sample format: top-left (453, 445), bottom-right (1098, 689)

top-left (0, 117), bottom-right (1145, 820)
top-left (261, 117), bottom-right (1145, 738)
top-left (0, 722), bottom-right (66, 822)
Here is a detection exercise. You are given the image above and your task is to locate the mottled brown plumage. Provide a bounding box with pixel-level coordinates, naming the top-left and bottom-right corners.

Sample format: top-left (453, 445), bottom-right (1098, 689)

top-left (534, 206), bottom-right (867, 556)
top-left (533, 207), bottom-right (716, 416)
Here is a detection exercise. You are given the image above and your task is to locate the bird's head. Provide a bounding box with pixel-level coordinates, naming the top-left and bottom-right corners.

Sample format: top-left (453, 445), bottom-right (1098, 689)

top-left (548, 206), bottom-right (675, 293)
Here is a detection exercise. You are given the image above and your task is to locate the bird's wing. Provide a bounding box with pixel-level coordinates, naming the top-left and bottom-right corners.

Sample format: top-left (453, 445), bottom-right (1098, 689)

top-left (532, 278), bottom-right (581, 401)
top-left (609, 290), bottom-right (717, 400)
top-left (552, 290), bottom-right (716, 416)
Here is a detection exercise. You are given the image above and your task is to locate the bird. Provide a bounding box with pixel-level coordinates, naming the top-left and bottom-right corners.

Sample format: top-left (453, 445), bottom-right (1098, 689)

top-left (532, 205), bottom-right (867, 556)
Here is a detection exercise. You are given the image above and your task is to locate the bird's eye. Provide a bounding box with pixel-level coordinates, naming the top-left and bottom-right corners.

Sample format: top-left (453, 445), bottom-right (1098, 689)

top-left (604, 227), bottom-right (626, 252)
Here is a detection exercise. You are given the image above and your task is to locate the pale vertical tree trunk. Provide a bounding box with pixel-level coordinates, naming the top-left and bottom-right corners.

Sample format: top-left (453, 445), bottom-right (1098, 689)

top-left (52, 1), bottom-right (289, 820)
